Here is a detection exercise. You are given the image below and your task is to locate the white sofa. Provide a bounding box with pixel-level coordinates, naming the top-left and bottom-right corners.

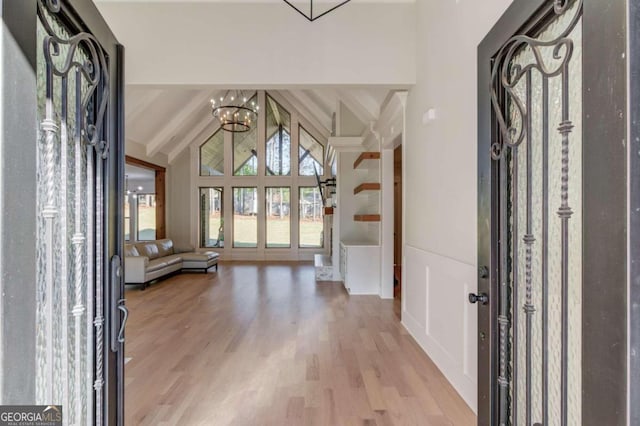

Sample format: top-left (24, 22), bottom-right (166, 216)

top-left (125, 239), bottom-right (219, 289)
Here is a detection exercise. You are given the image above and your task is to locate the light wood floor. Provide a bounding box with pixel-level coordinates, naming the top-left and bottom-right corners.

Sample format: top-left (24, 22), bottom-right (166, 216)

top-left (124, 262), bottom-right (475, 426)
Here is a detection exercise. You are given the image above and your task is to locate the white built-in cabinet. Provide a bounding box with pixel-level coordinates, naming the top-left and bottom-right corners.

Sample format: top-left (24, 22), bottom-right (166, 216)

top-left (339, 241), bottom-right (381, 295)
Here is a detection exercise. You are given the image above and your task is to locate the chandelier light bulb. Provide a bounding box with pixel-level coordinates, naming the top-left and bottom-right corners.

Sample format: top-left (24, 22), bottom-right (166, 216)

top-left (211, 90), bottom-right (257, 133)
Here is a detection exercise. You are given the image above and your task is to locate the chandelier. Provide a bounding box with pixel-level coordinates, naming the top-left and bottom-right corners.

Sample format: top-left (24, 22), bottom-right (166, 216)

top-left (211, 91), bottom-right (258, 133)
top-left (283, 0), bottom-right (352, 22)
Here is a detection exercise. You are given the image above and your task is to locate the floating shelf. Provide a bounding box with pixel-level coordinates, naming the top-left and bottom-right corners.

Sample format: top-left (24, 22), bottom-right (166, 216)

top-left (354, 183), bottom-right (381, 194)
top-left (354, 214), bottom-right (381, 222)
top-left (324, 207), bottom-right (334, 215)
top-left (353, 151), bottom-right (381, 169)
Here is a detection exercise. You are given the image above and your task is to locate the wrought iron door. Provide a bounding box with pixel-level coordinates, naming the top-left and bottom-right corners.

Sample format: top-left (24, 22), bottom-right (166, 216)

top-left (33, 0), bottom-right (125, 424)
top-left (477, 1), bottom-right (584, 425)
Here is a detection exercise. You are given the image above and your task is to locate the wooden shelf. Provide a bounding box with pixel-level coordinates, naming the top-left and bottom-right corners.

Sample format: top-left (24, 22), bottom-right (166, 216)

top-left (324, 207), bottom-right (334, 215)
top-left (354, 214), bottom-right (381, 222)
top-left (353, 152), bottom-right (380, 169)
top-left (354, 183), bottom-right (381, 194)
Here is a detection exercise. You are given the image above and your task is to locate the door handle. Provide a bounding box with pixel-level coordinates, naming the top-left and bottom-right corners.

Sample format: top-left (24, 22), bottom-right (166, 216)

top-left (110, 255), bottom-right (125, 352)
top-left (468, 293), bottom-right (489, 305)
top-left (117, 299), bottom-right (128, 344)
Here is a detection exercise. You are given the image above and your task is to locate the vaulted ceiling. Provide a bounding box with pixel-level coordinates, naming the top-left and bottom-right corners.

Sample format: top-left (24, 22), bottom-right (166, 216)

top-left (97, 0), bottom-right (413, 163)
top-left (125, 86), bottom-right (392, 163)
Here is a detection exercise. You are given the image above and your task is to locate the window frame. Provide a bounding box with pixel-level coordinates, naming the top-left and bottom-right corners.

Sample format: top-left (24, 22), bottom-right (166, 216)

top-left (199, 128), bottom-right (225, 177)
top-left (199, 187), bottom-right (224, 248)
top-left (265, 94), bottom-right (292, 176)
top-left (265, 186), bottom-right (292, 249)
top-left (135, 193), bottom-right (157, 241)
top-left (298, 125), bottom-right (325, 177)
top-left (193, 91), bottom-right (329, 257)
top-left (232, 186), bottom-right (259, 248)
top-left (298, 186), bottom-right (324, 249)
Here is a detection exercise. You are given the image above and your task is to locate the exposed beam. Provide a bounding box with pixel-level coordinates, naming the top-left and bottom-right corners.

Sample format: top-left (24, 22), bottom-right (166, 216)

top-left (308, 89), bottom-right (339, 115)
top-left (146, 91), bottom-right (215, 157)
top-left (126, 88), bottom-right (164, 125)
top-left (167, 108), bottom-right (220, 164)
top-left (336, 88), bottom-right (378, 125)
top-left (278, 91), bottom-right (331, 139)
top-left (348, 88), bottom-right (383, 121)
top-left (286, 90), bottom-right (333, 131)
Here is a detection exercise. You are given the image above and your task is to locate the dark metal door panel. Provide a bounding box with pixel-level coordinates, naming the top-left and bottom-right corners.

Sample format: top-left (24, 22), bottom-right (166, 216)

top-left (478, 1), bottom-right (585, 425)
top-left (479, 1), bottom-right (629, 425)
top-left (32, 1), bottom-right (125, 424)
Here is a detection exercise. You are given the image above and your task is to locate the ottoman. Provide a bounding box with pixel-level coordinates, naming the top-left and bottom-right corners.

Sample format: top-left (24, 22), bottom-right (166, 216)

top-left (180, 251), bottom-right (219, 272)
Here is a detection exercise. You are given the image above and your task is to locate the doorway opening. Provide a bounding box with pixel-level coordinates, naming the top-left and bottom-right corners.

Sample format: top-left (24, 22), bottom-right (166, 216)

top-left (125, 156), bottom-right (167, 241)
top-left (394, 144), bottom-right (402, 305)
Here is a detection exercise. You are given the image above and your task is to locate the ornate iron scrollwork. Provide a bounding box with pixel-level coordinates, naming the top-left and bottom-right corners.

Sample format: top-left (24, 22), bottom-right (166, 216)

top-left (38, 0), bottom-right (110, 157)
top-left (490, 0), bottom-right (582, 160)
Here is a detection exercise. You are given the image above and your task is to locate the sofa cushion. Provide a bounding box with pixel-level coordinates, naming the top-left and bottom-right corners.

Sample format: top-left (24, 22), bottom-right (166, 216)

top-left (146, 258), bottom-right (168, 273)
top-left (125, 244), bottom-right (139, 257)
top-left (163, 254), bottom-right (183, 266)
top-left (135, 242), bottom-right (160, 260)
top-left (156, 239), bottom-right (175, 257)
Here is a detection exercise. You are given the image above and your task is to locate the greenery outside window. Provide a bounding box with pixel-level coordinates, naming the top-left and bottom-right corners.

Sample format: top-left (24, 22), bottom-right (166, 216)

top-left (266, 187), bottom-right (291, 248)
top-left (233, 95), bottom-right (258, 176)
top-left (200, 187), bottom-right (224, 247)
top-left (299, 126), bottom-right (324, 176)
top-left (233, 187), bottom-right (258, 247)
top-left (136, 194), bottom-right (157, 241)
top-left (299, 187), bottom-right (323, 248)
top-left (265, 95), bottom-right (291, 176)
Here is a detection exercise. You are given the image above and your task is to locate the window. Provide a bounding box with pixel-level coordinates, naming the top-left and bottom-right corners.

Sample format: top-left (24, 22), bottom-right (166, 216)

top-left (299, 126), bottom-right (324, 176)
top-left (200, 187), bottom-right (223, 247)
top-left (265, 95), bottom-right (291, 176)
top-left (200, 129), bottom-right (224, 176)
top-left (196, 91), bottom-right (328, 253)
top-left (233, 95), bottom-right (258, 176)
top-left (233, 187), bottom-right (258, 247)
top-left (266, 187), bottom-right (290, 248)
top-left (299, 187), bottom-right (323, 248)
top-left (136, 194), bottom-right (156, 241)
top-left (124, 195), bottom-right (130, 241)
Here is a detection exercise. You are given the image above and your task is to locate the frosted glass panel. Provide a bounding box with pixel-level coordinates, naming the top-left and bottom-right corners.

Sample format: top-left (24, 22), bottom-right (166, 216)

top-left (502, 3), bottom-right (582, 426)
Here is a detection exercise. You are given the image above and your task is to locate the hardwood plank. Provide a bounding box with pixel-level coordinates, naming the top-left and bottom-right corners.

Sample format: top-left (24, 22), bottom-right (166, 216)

top-left (124, 262), bottom-right (475, 425)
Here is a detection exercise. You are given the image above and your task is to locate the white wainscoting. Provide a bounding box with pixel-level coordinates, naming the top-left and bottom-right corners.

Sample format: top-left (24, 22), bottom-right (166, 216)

top-left (402, 245), bottom-right (478, 412)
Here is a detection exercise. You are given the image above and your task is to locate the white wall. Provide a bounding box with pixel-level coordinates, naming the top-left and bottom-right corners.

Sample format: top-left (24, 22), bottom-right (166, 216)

top-left (95, 1), bottom-right (416, 87)
top-left (167, 150), bottom-right (191, 247)
top-left (402, 0), bottom-right (512, 412)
